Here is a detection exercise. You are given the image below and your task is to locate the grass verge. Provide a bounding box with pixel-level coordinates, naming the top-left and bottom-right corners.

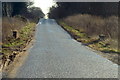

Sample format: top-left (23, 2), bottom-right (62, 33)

top-left (1, 22), bottom-right (36, 69)
top-left (59, 21), bottom-right (119, 64)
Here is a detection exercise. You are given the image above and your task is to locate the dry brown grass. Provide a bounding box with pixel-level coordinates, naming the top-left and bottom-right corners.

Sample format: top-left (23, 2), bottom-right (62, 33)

top-left (61, 14), bottom-right (118, 51)
top-left (2, 17), bottom-right (27, 43)
top-left (63, 14), bottom-right (118, 40)
top-left (1, 17), bottom-right (36, 69)
top-left (59, 17), bottom-right (119, 64)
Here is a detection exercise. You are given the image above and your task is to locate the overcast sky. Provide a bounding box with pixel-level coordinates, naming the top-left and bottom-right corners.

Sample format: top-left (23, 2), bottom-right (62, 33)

top-left (33, 0), bottom-right (56, 14)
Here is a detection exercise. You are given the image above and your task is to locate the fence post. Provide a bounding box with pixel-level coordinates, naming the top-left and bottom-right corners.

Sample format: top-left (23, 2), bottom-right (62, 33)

top-left (12, 30), bottom-right (19, 39)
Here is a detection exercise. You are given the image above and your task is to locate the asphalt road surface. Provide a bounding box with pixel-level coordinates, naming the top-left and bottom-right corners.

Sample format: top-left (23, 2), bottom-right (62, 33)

top-left (15, 19), bottom-right (118, 78)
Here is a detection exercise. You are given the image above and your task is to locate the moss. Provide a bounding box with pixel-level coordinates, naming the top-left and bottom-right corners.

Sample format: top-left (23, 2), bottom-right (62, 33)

top-left (59, 21), bottom-right (119, 54)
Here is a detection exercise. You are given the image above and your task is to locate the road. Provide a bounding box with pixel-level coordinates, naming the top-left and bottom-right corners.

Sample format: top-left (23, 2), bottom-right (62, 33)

top-left (14, 19), bottom-right (118, 78)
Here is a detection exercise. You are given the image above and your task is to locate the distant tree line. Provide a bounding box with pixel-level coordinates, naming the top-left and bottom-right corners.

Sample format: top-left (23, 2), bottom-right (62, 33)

top-left (48, 2), bottom-right (118, 19)
top-left (2, 2), bottom-right (45, 22)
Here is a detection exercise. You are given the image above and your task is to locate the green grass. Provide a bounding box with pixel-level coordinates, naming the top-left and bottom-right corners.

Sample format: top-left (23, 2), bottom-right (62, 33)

top-left (2, 23), bottom-right (36, 56)
top-left (59, 21), bottom-right (120, 54)
top-left (3, 39), bottom-right (25, 47)
top-left (20, 23), bottom-right (35, 38)
top-left (60, 21), bottom-right (87, 38)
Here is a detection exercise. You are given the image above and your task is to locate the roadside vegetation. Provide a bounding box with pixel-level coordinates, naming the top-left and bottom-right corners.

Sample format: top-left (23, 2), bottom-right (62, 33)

top-left (1, 2), bottom-right (44, 70)
top-left (49, 2), bottom-right (119, 64)
top-left (58, 14), bottom-right (119, 64)
top-left (2, 17), bottom-right (36, 67)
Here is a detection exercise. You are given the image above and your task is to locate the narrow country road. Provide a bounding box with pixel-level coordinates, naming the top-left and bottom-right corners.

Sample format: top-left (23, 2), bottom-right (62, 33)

top-left (14, 19), bottom-right (118, 78)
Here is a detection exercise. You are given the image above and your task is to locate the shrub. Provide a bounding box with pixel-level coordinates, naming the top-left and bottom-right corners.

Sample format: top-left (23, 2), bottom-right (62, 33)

top-left (2, 17), bottom-right (27, 43)
top-left (62, 14), bottom-right (118, 39)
